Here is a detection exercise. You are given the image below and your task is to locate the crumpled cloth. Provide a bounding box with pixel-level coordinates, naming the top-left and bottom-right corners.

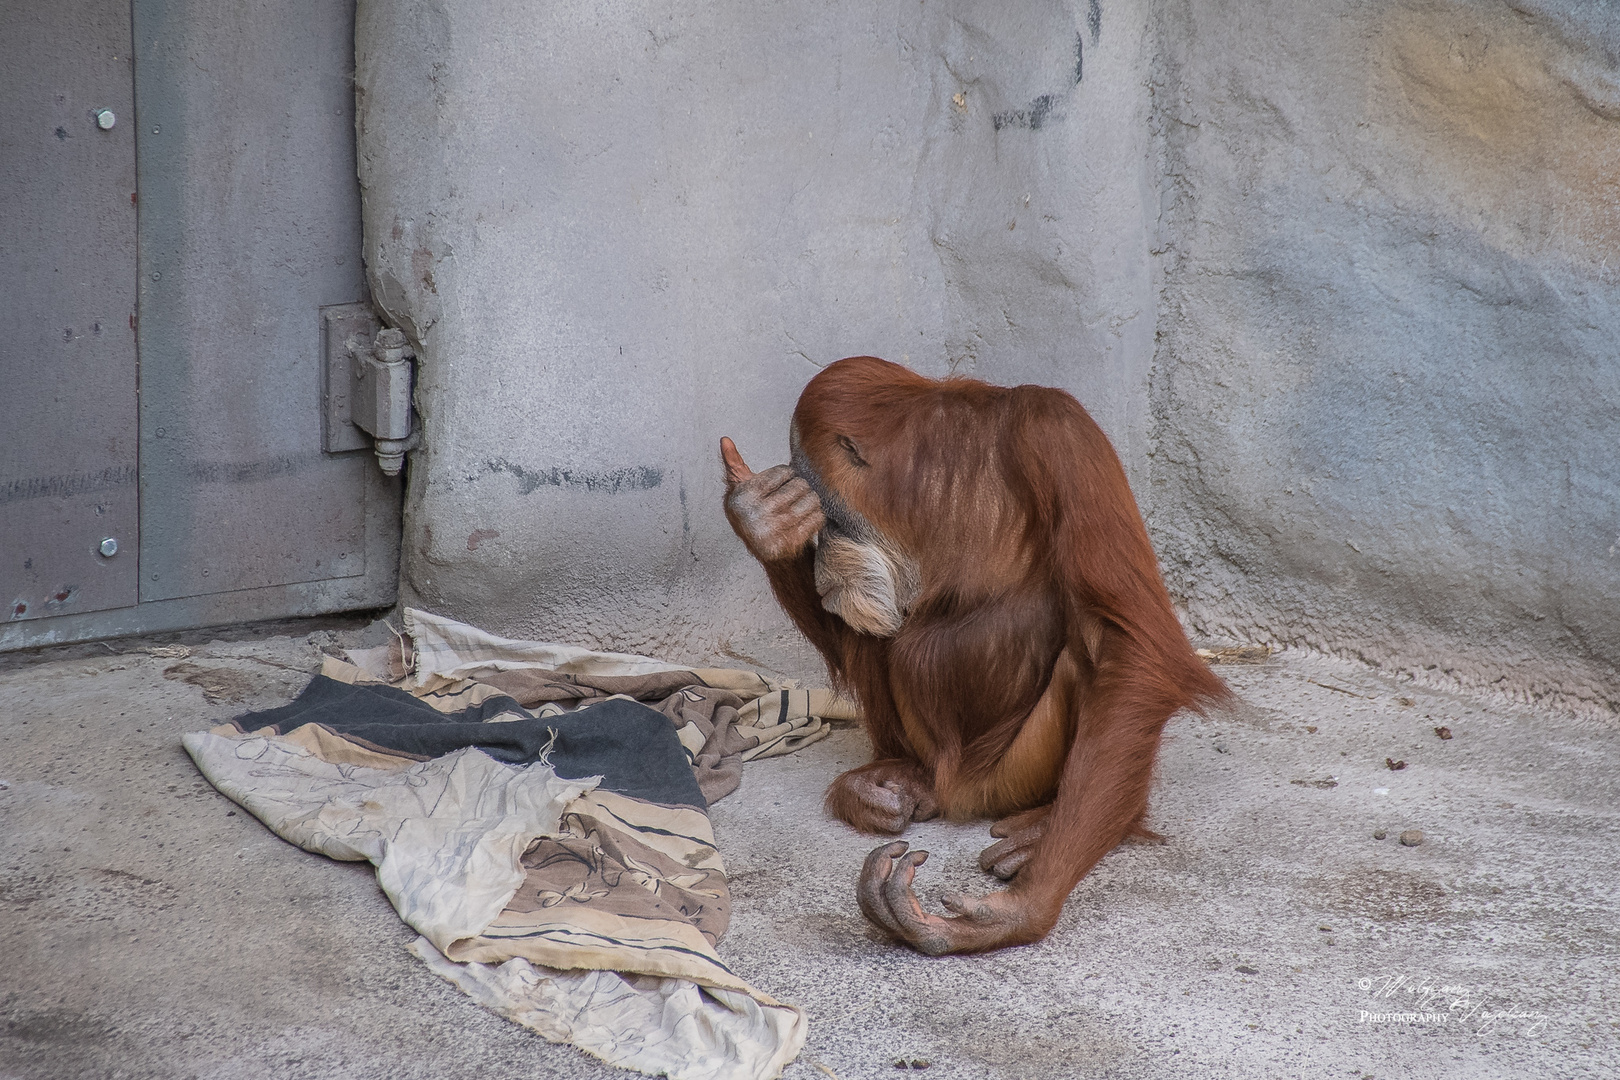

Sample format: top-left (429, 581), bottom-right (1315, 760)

top-left (372, 608), bottom-right (857, 804)
top-left (181, 737), bottom-right (595, 953)
top-left (182, 609), bottom-right (859, 1080)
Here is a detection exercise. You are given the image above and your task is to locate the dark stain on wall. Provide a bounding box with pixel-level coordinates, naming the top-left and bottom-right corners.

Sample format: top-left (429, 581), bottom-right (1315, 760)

top-left (0, 465), bottom-right (137, 505)
top-left (484, 458), bottom-right (664, 495)
top-left (993, 94), bottom-right (1056, 131)
top-left (185, 452), bottom-right (324, 485)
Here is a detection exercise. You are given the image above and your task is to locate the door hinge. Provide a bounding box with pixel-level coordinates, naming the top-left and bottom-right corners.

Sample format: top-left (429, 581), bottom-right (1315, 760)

top-left (321, 304), bottom-right (418, 476)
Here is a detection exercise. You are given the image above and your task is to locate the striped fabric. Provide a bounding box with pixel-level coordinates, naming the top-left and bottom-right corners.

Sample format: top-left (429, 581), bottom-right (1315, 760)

top-left (183, 609), bottom-right (858, 1080)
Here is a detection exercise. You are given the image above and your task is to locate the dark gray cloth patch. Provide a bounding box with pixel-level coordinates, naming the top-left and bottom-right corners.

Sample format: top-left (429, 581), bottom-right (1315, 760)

top-left (231, 675), bottom-right (706, 809)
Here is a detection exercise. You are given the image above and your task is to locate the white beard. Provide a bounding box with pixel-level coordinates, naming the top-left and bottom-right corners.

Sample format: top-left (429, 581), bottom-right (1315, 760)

top-left (814, 533), bottom-right (920, 638)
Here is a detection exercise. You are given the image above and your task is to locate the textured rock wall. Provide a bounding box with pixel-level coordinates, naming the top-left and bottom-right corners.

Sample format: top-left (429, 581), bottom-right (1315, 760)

top-left (354, 0), bottom-right (1159, 666)
top-left (1148, 0), bottom-right (1620, 714)
top-left (356, 0), bottom-right (1619, 711)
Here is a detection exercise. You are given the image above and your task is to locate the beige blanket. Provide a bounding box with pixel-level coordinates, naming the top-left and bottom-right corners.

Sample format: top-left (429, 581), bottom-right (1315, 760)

top-left (185, 608), bottom-right (859, 1080)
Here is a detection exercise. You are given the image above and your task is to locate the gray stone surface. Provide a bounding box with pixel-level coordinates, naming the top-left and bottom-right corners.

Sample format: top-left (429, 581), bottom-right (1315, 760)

top-left (1147, 0), bottom-right (1620, 717)
top-left (353, 0), bottom-right (1619, 718)
top-left (353, 0), bottom-right (1160, 663)
top-left (1, 623), bottom-right (1615, 1078)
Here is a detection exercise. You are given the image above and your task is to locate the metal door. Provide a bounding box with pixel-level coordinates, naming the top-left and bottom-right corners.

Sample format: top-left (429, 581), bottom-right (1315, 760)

top-left (0, 3), bottom-right (140, 625)
top-left (1, 0), bottom-right (401, 651)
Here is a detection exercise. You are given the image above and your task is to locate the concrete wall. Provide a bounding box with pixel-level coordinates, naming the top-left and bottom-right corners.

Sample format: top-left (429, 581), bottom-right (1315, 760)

top-left (1149, 0), bottom-right (1620, 716)
top-left (355, 0), bottom-right (1619, 713)
top-left (354, 0), bottom-right (1159, 667)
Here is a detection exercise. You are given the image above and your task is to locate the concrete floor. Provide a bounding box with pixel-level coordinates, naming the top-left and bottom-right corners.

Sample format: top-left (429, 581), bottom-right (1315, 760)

top-left (0, 620), bottom-right (1615, 1080)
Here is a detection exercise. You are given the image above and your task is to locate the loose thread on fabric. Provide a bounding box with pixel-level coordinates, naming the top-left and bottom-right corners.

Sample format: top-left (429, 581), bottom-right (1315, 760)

top-left (535, 726), bottom-right (559, 771)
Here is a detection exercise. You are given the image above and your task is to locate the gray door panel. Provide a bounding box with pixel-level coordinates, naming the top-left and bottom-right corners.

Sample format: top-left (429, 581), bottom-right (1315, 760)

top-left (133, 0), bottom-right (376, 603)
top-left (0, 2), bottom-right (140, 623)
top-left (1, 0), bottom-right (400, 651)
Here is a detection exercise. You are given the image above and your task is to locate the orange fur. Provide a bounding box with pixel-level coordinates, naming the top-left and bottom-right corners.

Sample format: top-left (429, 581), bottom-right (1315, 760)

top-left (728, 356), bottom-right (1229, 954)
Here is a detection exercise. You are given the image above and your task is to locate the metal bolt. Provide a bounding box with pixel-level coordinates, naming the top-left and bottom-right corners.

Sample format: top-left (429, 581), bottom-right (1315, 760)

top-left (373, 327), bottom-right (413, 366)
top-left (374, 438), bottom-right (407, 476)
top-left (98, 537), bottom-right (119, 557)
top-left (94, 108), bottom-right (116, 130)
